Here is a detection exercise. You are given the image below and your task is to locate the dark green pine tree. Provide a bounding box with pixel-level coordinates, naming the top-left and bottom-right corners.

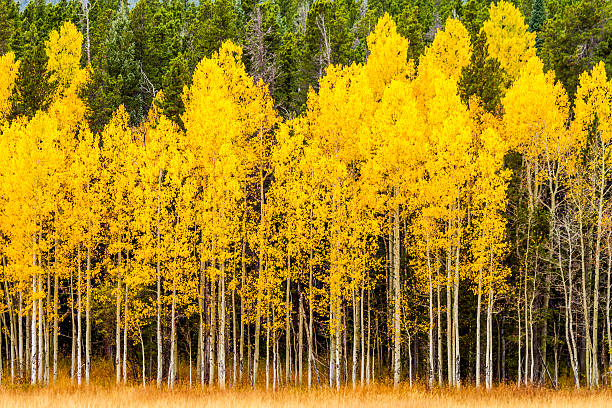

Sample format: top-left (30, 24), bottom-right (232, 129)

top-left (529, 0), bottom-right (546, 48)
top-left (131, 0), bottom-right (165, 111)
top-left (458, 31), bottom-right (506, 114)
top-left (159, 52), bottom-right (190, 128)
top-left (46, 0), bottom-right (80, 32)
top-left (462, 0), bottom-right (487, 43)
top-left (11, 23), bottom-right (54, 119)
top-left (274, 30), bottom-right (305, 115)
top-left (0, 0), bottom-right (19, 55)
top-left (83, 0), bottom-right (143, 130)
top-left (107, 0), bottom-right (144, 122)
top-left (540, 0), bottom-right (611, 97)
top-left (394, 4), bottom-right (426, 61)
top-left (301, 0), bottom-right (359, 91)
top-left (189, 0), bottom-right (239, 66)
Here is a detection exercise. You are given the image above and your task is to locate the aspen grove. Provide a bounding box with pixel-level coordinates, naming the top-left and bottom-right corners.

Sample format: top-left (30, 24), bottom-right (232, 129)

top-left (1, 1), bottom-right (612, 392)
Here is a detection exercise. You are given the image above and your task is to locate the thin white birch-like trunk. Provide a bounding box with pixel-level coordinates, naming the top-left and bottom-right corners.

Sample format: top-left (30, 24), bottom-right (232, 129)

top-left (392, 203), bottom-right (401, 387)
top-left (53, 266), bottom-right (58, 383)
top-left (476, 267), bottom-right (482, 388)
top-left (453, 239), bottom-right (461, 388)
top-left (86, 244), bottom-right (91, 384)
top-left (168, 280), bottom-right (176, 389)
top-left (77, 246), bottom-right (82, 385)
top-left (285, 254), bottom-right (291, 385)
top-left (426, 234), bottom-right (434, 388)
top-left (123, 283), bottom-right (128, 384)
top-left (115, 270), bottom-right (121, 385)
top-left (218, 262), bottom-right (226, 389)
top-left (31, 274), bottom-right (37, 385)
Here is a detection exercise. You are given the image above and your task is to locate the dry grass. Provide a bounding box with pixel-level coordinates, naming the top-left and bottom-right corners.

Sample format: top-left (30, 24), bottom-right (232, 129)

top-left (0, 383), bottom-right (610, 408)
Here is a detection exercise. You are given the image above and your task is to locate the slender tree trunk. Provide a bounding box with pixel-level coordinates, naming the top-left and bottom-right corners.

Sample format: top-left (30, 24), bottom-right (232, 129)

top-left (156, 265), bottom-right (162, 388)
top-left (169, 280), bottom-right (176, 389)
top-left (232, 284), bottom-right (237, 386)
top-left (486, 287), bottom-right (493, 389)
top-left (560, 223), bottom-right (580, 388)
top-left (266, 305), bottom-right (270, 390)
top-left (37, 271), bottom-right (43, 385)
top-left (156, 168), bottom-right (163, 389)
top-left (286, 253), bottom-right (291, 385)
top-left (392, 203), bottom-right (401, 387)
top-left (31, 274), bottom-right (37, 385)
top-left (579, 213), bottom-right (592, 386)
top-left (446, 239), bottom-right (453, 386)
top-left (239, 236), bottom-right (246, 384)
top-left (605, 237), bottom-right (611, 383)
top-left (307, 249), bottom-right (314, 389)
top-left (86, 244), bottom-right (91, 384)
top-left (18, 292), bottom-right (23, 381)
top-left (253, 166), bottom-right (265, 387)
top-left (427, 234), bottom-right (434, 388)
top-left (298, 288), bottom-right (304, 387)
top-left (591, 152), bottom-right (607, 387)
top-left (517, 274), bottom-right (522, 386)
top-left (453, 239), bottom-right (461, 388)
top-left (329, 302), bottom-right (334, 388)
top-left (0, 309), bottom-right (3, 385)
top-left (476, 267), bottom-right (482, 388)
top-left (218, 262), bottom-right (226, 389)
top-left (360, 286), bottom-right (365, 387)
top-left (115, 268), bottom-right (121, 385)
top-left (352, 284), bottom-right (358, 389)
top-left (70, 272), bottom-right (75, 383)
top-left (53, 263), bottom-right (58, 383)
top-left (436, 276), bottom-right (443, 386)
top-left (407, 331), bottom-right (412, 387)
top-left (209, 259), bottom-right (216, 387)
top-left (26, 313), bottom-right (30, 382)
top-left (123, 282), bottom-right (128, 384)
top-left (77, 246), bottom-right (82, 385)
top-left (366, 289), bottom-right (371, 385)
top-left (2, 265), bottom-right (16, 383)
top-left (115, 252), bottom-right (121, 385)
top-left (44, 272), bottom-right (49, 385)
top-left (138, 326), bottom-right (145, 387)
top-left (334, 293), bottom-right (340, 390)
top-left (198, 259), bottom-right (204, 387)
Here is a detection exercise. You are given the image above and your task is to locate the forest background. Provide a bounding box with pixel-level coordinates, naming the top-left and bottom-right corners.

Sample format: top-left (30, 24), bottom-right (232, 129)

top-left (0, 0), bottom-right (612, 394)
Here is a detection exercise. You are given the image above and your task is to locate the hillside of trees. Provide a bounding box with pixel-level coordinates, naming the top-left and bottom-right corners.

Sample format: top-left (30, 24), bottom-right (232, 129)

top-left (0, 0), bottom-right (612, 391)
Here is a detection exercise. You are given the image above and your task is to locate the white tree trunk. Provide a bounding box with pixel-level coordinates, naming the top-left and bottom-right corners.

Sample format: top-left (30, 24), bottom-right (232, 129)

top-left (31, 274), bottom-right (37, 385)
top-left (218, 263), bottom-right (226, 389)
top-left (77, 246), bottom-right (82, 385)
top-left (392, 204), bottom-right (401, 387)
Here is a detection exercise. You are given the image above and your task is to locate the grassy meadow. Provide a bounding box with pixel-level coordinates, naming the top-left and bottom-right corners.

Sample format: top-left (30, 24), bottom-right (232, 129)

top-left (0, 381), bottom-right (609, 408)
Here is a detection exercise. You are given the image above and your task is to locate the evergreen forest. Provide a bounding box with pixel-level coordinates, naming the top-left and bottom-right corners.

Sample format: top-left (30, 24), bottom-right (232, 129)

top-left (0, 0), bottom-right (612, 391)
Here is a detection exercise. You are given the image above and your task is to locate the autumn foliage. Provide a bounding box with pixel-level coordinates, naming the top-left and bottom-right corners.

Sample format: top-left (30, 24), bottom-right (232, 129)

top-left (0, 1), bottom-right (611, 392)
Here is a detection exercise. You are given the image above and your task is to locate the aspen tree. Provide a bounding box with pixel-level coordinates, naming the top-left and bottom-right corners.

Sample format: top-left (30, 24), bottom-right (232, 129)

top-left (414, 18), bottom-right (472, 388)
top-left (367, 80), bottom-right (425, 387)
top-left (183, 40), bottom-right (277, 387)
top-left (362, 14), bottom-right (414, 387)
top-left (573, 62), bottom-right (612, 388)
top-left (482, 1), bottom-right (536, 81)
top-left (45, 20), bottom-right (91, 385)
top-left (303, 60), bottom-right (374, 388)
top-left (502, 56), bottom-right (573, 385)
top-left (99, 106), bottom-right (138, 385)
top-left (470, 121), bottom-right (511, 389)
top-left (0, 52), bottom-right (19, 121)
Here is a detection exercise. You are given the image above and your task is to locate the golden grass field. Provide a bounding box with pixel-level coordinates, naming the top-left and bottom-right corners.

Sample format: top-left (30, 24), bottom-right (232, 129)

top-left (0, 383), bottom-right (610, 408)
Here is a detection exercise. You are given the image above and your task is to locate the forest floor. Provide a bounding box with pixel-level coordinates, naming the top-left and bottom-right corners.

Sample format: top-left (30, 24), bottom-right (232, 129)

top-left (0, 383), bottom-right (609, 408)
